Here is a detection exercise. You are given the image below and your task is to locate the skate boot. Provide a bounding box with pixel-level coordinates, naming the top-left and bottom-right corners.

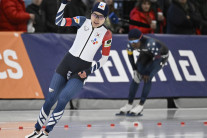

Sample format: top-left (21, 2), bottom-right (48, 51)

top-left (25, 130), bottom-right (40, 138)
top-left (116, 103), bottom-right (133, 116)
top-left (36, 131), bottom-right (48, 138)
top-left (128, 104), bottom-right (143, 116)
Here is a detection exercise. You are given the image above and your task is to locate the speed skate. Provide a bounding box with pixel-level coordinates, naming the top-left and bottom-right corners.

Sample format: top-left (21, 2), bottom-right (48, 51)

top-left (115, 111), bottom-right (129, 116)
top-left (115, 111), bottom-right (143, 116)
top-left (126, 112), bottom-right (143, 116)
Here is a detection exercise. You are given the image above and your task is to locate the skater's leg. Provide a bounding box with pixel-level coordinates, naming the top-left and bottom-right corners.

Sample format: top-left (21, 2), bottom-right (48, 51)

top-left (45, 78), bottom-right (83, 133)
top-left (130, 60), bottom-right (162, 115)
top-left (140, 59), bottom-right (162, 105)
top-left (139, 81), bottom-right (152, 105)
top-left (128, 61), bottom-right (144, 104)
top-left (35, 73), bottom-right (66, 131)
top-left (129, 80), bottom-right (151, 115)
top-left (128, 80), bottom-right (140, 104)
top-left (119, 62), bottom-right (143, 114)
top-left (119, 73), bottom-right (141, 114)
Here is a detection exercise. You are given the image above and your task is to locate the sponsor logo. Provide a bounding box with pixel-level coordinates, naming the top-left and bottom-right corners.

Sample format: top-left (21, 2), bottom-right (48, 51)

top-left (0, 32), bottom-right (44, 99)
top-left (49, 88), bottom-right (54, 92)
top-left (104, 39), bottom-right (112, 47)
top-left (84, 26), bottom-right (89, 31)
top-left (98, 2), bottom-right (106, 10)
top-left (0, 49), bottom-right (23, 79)
top-left (67, 71), bottom-right (72, 80)
top-left (73, 16), bottom-right (80, 24)
top-left (91, 38), bottom-right (98, 45)
top-left (86, 50), bottom-right (205, 83)
top-left (95, 32), bottom-right (101, 38)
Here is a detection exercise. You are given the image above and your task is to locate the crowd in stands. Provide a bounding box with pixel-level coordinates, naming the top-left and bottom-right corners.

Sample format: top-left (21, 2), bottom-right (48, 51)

top-left (0, 0), bottom-right (207, 35)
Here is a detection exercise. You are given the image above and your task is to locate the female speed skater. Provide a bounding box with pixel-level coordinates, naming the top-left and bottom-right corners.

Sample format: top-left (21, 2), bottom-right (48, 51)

top-left (25, 0), bottom-right (112, 137)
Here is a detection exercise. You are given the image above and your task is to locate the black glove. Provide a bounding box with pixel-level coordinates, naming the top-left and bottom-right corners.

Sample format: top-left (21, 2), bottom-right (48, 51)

top-left (84, 68), bottom-right (91, 77)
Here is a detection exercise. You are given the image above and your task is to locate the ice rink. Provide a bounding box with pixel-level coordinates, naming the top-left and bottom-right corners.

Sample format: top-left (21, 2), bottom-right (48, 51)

top-left (0, 108), bottom-right (207, 138)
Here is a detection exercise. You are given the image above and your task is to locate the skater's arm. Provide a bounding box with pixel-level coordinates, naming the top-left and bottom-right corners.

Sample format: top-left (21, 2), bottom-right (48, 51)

top-left (127, 44), bottom-right (141, 83)
top-left (55, 0), bottom-right (86, 28)
top-left (127, 44), bottom-right (137, 70)
top-left (86, 30), bottom-right (112, 75)
top-left (78, 30), bottom-right (112, 78)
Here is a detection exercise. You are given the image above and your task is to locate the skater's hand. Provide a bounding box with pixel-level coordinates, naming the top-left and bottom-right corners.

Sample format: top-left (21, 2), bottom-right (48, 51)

top-left (78, 68), bottom-right (91, 79)
top-left (78, 71), bottom-right (87, 78)
top-left (142, 75), bottom-right (150, 83)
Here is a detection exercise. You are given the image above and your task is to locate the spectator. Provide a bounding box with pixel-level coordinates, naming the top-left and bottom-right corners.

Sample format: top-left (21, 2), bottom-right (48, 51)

top-left (167, 0), bottom-right (202, 34)
top-left (129, 0), bottom-right (166, 34)
top-left (41, 0), bottom-right (58, 33)
top-left (157, 0), bottom-right (172, 33)
top-left (189, 0), bottom-right (207, 35)
top-left (157, 0), bottom-right (172, 18)
top-left (26, 0), bottom-right (46, 33)
top-left (0, 0), bottom-right (35, 32)
top-left (104, 0), bottom-right (124, 33)
top-left (150, 0), bottom-right (167, 33)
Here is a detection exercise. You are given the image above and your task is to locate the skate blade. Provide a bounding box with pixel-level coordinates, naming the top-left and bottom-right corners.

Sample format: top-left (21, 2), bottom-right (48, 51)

top-left (126, 112), bottom-right (143, 117)
top-left (115, 111), bottom-right (128, 116)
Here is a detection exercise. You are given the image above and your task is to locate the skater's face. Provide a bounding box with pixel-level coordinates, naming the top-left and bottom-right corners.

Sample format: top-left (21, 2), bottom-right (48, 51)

top-left (129, 38), bottom-right (141, 49)
top-left (91, 12), bottom-right (105, 28)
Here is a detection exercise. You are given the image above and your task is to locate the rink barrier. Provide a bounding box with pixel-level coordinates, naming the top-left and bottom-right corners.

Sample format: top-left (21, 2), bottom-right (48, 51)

top-left (0, 32), bottom-right (207, 99)
top-left (0, 32), bottom-right (43, 99)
